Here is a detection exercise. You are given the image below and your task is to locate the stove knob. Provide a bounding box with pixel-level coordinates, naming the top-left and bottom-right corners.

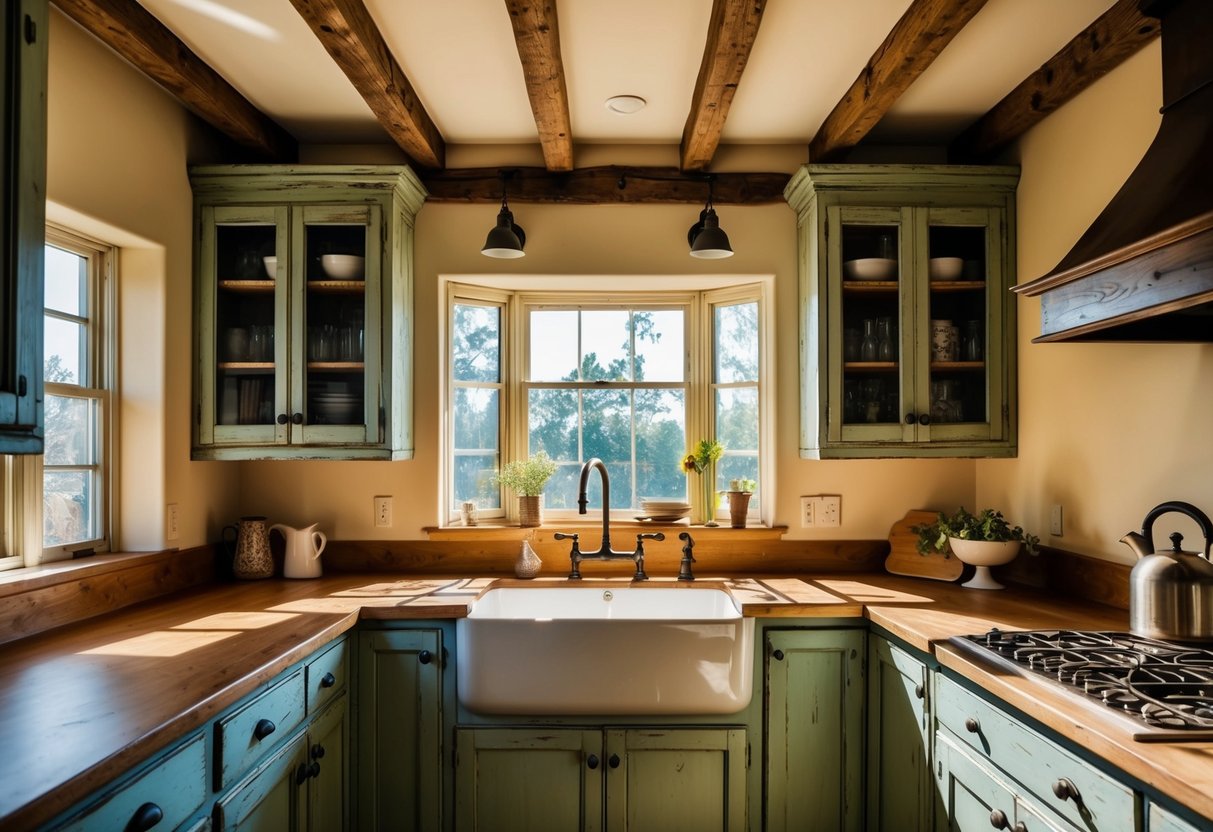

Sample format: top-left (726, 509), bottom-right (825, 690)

top-left (989, 808), bottom-right (1009, 829)
top-left (965, 716), bottom-right (981, 734)
top-left (1052, 778), bottom-right (1081, 804)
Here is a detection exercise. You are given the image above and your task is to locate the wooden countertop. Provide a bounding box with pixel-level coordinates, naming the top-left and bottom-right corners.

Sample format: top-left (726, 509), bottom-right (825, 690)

top-left (5, 571), bottom-right (1209, 829)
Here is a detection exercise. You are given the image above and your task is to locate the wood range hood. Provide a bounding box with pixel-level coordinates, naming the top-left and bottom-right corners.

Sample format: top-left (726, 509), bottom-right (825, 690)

top-left (1014, 0), bottom-right (1213, 342)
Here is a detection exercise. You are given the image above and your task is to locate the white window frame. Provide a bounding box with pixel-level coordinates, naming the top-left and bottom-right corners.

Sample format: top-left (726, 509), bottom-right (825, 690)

top-left (0, 225), bottom-right (115, 570)
top-left (443, 279), bottom-right (771, 527)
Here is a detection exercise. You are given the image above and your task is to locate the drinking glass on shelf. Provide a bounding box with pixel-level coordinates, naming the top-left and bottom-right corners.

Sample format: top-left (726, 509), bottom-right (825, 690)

top-left (963, 320), bottom-right (982, 361)
top-left (860, 319), bottom-right (878, 362)
top-left (876, 317), bottom-right (894, 362)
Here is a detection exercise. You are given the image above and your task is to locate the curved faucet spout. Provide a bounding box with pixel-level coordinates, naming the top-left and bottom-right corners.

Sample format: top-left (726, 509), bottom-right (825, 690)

top-left (579, 458), bottom-right (613, 555)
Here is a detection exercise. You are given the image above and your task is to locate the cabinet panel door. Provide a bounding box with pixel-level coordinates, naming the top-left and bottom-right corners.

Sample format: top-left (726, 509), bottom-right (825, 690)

top-left (605, 727), bottom-right (746, 832)
top-left (935, 735), bottom-right (1015, 832)
top-left (214, 731), bottom-right (308, 832)
top-left (765, 628), bottom-right (865, 832)
top-left (454, 727), bottom-right (603, 832)
top-left (866, 635), bottom-right (931, 832)
top-left (356, 629), bottom-right (443, 831)
top-left (307, 695), bottom-right (348, 832)
top-left (199, 205), bottom-right (289, 447)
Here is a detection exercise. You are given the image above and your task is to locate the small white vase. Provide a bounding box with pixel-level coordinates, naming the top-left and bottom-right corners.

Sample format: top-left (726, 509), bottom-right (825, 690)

top-left (948, 538), bottom-right (1021, 590)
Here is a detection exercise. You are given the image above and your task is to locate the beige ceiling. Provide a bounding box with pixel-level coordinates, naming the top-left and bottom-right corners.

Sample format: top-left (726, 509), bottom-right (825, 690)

top-left (135, 0), bottom-right (1118, 153)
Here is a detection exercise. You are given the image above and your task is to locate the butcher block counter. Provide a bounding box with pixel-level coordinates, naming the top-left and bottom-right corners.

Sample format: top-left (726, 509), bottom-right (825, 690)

top-left (3, 570), bottom-right (1212, 829)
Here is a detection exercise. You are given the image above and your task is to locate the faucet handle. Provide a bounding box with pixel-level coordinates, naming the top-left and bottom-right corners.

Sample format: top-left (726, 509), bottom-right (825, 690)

top-left (636, 532), bottom-right (665, 542)
top-left (553, 532), bottom-right (578, 542)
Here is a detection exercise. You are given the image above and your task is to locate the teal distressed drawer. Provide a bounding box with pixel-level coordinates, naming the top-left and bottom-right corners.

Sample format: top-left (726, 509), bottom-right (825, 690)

top-left (216, 669), bottom-right (306, 789)
top-left (306, 637), bottom-right (347, 714)
top-left (59, 732), bottom-right (206, 831)
top-left (1149, 803), bottom-right (1206, 832)
top-left (935, 673), bottom-right (1136, 830)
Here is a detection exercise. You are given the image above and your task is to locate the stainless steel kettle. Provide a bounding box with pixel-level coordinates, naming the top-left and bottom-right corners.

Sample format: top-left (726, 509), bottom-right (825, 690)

top-left (1120, 501), bottom-right (1213, 642)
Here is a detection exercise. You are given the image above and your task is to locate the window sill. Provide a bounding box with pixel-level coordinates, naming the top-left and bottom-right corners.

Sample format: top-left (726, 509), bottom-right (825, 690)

top-left (424, 522), bottom-right (788, 542)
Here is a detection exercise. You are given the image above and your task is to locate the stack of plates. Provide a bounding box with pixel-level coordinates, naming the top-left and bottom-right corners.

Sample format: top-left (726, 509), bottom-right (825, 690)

top-left (638, 499), bottom-right (692, 521)
top-left (312, 392), bottom-right (360, 423)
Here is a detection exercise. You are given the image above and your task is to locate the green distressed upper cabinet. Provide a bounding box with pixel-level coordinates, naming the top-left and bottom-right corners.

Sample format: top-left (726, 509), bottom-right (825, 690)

top-left (785, 165), bottom-right (1020, 458)
top-left (765, 627), bottom-right (865, 832)
top-left (866, 634), bottom-right (933, 832)
top-left (0, 0), bottom-right (47, 454)
top-left (190, 166), bottom-right (426, 460)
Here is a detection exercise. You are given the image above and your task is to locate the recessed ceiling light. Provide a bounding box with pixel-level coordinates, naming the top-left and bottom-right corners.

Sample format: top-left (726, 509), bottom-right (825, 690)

top-left (605, 95), bottom-right (647, 115)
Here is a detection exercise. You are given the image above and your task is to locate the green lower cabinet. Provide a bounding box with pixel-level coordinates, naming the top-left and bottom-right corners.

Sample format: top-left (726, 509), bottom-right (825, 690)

top-left (455, 727), bottom-right (604, 832)
top-left (356, 628), bottom-right (444, 831)
top-left (454, 727), bottom-right (747, 832)
top-left (935, 734), bottom-right (1066, 832)
top-left (764, 628), bottom-right (865, 832)
top-left (866, 634), bottom-right (932, 831)
top-left (1149, 803), bottom-right (1208, 832)
top-left (214, 695), bottom-right (348, 832)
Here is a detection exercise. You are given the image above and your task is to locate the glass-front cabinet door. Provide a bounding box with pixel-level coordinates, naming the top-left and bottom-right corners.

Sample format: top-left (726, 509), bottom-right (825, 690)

top-left (199, 205), bottom-right (288, 447)
top-left (789, 164), bottom-right (1018, 459)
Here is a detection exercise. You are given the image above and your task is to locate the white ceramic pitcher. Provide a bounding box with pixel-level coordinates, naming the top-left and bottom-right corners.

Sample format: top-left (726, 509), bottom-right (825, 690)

top-left (271, 522), bottom-right (327, 579)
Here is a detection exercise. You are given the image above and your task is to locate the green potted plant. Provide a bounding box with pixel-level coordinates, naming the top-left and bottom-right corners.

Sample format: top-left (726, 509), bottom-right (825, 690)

top-left (495, 451), bottom-right (558, 528)
top-left (726, 478), bottom-right (756, 528)
top-left (913, 508), bottom-right (1040, 591)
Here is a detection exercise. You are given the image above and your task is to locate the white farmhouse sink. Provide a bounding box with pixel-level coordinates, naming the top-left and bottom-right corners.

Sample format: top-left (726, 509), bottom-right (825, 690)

top-left (456, 586), bottom-right (755, 715)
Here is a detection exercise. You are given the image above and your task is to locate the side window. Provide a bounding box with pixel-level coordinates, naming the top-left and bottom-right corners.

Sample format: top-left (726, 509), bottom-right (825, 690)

top-left (42, 229), bottom-right (110, 557)
top-left (449, 298), bottom-right (504, 521)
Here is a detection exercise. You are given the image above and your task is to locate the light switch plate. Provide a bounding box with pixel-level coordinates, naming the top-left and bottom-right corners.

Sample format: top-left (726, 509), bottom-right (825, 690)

top-left (374, 496), bottom-right (393, 527)
top-left (166, 503), bottom-right (179, 541)
top-left (800, 496), bottom-right (813, 527)
top-left (1050, 504), bottom-right (1063, 536)
top-left (816, 495), bottom-right (841, 528)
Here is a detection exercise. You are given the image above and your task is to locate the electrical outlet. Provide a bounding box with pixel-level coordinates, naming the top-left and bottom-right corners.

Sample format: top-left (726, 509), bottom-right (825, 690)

top-left (800, 496), bottom-right (814, 528)
top-left (817, 495), bottom-right (841, 528)
top-left (374, 496), bottom-right (393, 528)
top-left (1050, 504), bottom-right (1064, 537)
top-left (166, 503), bottom-right (179, 541)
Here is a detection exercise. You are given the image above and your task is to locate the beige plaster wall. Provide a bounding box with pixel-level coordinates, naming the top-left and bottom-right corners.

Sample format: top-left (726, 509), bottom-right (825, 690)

top-left (977, 40), bottom-right (1213, 563)
top-left (46, 10), bottom-right (237, 550)
top-left (244, 148), bottom-right (975, 541)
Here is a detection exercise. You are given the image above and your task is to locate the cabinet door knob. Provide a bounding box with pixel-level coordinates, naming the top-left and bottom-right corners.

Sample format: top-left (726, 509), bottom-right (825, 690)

top-left (1052, 778), bottom-right (1081, 804)
top-left (319, 671), bottom-right (336, 688)
top-left (277, 413), bottom-right (289, 425)
top-left (586, 754), bottom-right (599, 770)
top-left (127, 802), bottom-right (164, 831)
top-left (311, 743), bottom-right (325, 760)
top-left (418, 650), bottom-right (433, 665)
top-left (989, 808), bottom-right (1009, 829)
top-left (291, 412), bottom-right (304, 425)
top-left (904, 413), bottom-right (916, 425)
top-left (771, 649), bottom-right (785, 661)
top-left (964, 717), bottom-right (981, 734)
top-left (918, 413), bottom-right (931, 426)
top-left (295, 761), bottom-right (321, 785)
top-left (253, 718), bottom-right (276, 740)
top-left (914, 683), bottom-right (925, 699)
top-left (608, 753), bottom-right (621, 769)
top-left (1013, 824), bottom-right (1028, 832)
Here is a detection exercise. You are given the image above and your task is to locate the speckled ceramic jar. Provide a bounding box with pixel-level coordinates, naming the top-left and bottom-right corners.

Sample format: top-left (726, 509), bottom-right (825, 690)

top-left (224, 516), bottom-right (275, 580)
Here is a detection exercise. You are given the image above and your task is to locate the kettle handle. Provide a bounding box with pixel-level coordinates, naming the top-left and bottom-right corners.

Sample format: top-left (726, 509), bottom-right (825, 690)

top-left (1141, 501), bottom-right (1213, 557)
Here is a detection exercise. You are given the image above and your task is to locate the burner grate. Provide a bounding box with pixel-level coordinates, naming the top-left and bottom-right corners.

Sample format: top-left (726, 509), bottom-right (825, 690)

top-left (952, 629), bottom-right (1213, 740)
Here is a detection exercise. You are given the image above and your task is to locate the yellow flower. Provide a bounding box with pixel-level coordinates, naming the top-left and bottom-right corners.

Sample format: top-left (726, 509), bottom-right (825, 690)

top-left (681, 453), bottom-right (699, 474)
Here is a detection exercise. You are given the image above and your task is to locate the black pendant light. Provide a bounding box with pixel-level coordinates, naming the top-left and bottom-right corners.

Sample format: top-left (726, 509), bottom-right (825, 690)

top-left (688, 177), bottom-right (733, 259)
top-left (482, 171), bottom-right (526, 259)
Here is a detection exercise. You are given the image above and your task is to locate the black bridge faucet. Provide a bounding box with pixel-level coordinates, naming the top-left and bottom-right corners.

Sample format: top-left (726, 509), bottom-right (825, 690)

top-left (554, 458), bottom-right (662, 580)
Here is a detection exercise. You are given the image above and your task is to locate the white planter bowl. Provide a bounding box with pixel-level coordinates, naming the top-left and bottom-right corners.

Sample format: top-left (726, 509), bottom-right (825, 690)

top-left (929, 256), bottom-right (964, 281)
top-left (948, 537), bottom-right (1021, 590)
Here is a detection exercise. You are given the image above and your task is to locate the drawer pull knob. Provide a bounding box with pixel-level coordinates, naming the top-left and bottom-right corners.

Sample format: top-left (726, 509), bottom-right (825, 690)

top-left (418, 649), bottom-right (433, 665)
top-left (311, 743), bottom-right (326, 760)
top-left (914, 683), bottom-right (925, 699)
top-left (608, 753), bottom-right (621, 769)
top-left (253, 718), bottom-right (276, 741)
top-left (319, 671), bottom-right (337, 688)
top-left (127, 802), bottom-right (164, 831)
top-left (587, 754), bottom-right (599, 770)
top-left (964, 717), bottom-right (981, 734)
top-left (772, 649), bottom-right (785, 661)
top-left (1014, 824), bottom-right (1028, 832)
top-left (1052, 778), bottom-right (1081, 804)
top-left (989, 808), bottom-right (1009, 829)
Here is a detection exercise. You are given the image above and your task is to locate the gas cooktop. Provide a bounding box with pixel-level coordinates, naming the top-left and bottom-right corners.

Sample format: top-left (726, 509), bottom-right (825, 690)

top-left (950, 629), bottom-right (1213, 742)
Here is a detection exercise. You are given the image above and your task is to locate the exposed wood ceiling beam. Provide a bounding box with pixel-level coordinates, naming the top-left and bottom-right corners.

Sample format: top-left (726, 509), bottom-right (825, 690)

top-left (50, 0), bottom-right (295, 159)
top-left (288, 0), bottom-right (445, 169)
top-left (950, 0), bottom-right (1161, 162)
top-left (808, 0), bottom-right (989, 162)
top-left (420, 167), bottom-right (790, 204)
top-left (504, 0), bottom-right (574, 172)
top-left (681, 0), bottom-right (768, 172)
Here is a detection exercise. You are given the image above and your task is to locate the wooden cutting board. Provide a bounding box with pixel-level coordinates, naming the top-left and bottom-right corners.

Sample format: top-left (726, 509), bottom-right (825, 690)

top-left (884, 509), bottom-right (964, 582)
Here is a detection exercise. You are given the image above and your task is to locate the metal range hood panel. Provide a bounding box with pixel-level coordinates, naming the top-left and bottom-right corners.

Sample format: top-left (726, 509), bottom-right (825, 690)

top-left (1014, 0), bottom-right (1213, 342)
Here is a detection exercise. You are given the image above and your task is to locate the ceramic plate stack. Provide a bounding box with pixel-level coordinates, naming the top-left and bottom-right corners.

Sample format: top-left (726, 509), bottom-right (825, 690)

top-left (312, 392), bottom-right (360, 424)
top-left (638, 499), bottom-right (692, 521)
